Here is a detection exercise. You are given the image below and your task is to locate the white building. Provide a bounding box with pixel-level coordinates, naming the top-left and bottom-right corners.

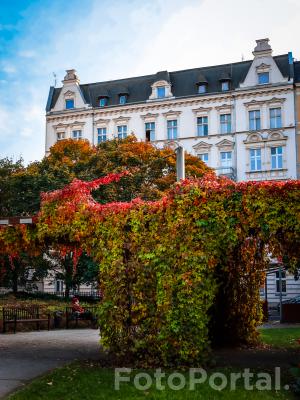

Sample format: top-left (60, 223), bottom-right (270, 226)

top-left (46, 38), bottom-right (297, 182)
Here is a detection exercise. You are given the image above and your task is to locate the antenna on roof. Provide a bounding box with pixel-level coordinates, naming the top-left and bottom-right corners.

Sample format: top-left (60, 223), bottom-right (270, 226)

top-left (52, 72), bottom-right (57, 87)
top-left (241, 54), bottom-right (244, 61)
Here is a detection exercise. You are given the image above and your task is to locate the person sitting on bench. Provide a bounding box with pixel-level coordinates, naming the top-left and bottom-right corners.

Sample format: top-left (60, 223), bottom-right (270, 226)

top-left (71, 297), bottom-right (97, 325)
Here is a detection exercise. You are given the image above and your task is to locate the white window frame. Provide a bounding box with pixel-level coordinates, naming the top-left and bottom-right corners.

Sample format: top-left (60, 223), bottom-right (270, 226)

top-left (65, 98), bottom-right (75, 110)
top-left (249, 110), bottom-right (261, 131)
top-left (220, 151), bottom-right (232, 168)
top-left (197, 116), bottom-right (208, 136)
top-left (258, 72), bottom-right (269, 85)
top-left (276, 271), bottom-right (287, 293)
top-left (167, 119), bottom-right (178, 140)
top-left (57, 132), bottom-right (65, 141)
top-left (271, 146), bottom-right (283, 170)
top-left (148, 80), bottom-right (173, 101)
top-left (249, 148), bottom-right (262, 171)
top-left (55, 279), bottom-right (64, 293)
top-left (145, 122), bottom-right (155, 141)
top-left (270, 107), bottom-right (282, 129)
top-left (220, 114), bottom-right (231, 134)
top-left (72, 130), bottom-right (82, 140)
top-left (97, 127), bottom-right (107, 144)
top-left (117, 125), bottom-right (127, 139)
top-left (198, 153), bottom-right (209, 164)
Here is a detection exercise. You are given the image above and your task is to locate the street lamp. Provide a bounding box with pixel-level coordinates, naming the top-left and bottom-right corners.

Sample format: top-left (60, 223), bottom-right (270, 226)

top-left (174, 143), bottom-right (185, 182)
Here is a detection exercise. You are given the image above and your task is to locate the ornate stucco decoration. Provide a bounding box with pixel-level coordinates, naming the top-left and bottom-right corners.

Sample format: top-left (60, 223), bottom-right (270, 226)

top-left (216, 139), bottom-right (235, 151)
top-left (192, 141), bottom-right (213, 152)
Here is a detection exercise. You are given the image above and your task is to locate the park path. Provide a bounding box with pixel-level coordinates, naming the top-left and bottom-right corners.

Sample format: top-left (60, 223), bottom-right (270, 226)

top-left (0, 329), bottom-right (101, 399)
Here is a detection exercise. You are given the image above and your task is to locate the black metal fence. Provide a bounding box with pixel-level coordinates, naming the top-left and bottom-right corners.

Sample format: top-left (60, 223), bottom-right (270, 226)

top-left (0, 290), bottom-right (102, 302)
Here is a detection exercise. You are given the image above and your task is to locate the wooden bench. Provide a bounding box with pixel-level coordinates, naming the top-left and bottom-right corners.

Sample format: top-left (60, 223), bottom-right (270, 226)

top-left (65, 306), bottom-right (98, 329)
top-left (2, 306), bottom-right (51, 334)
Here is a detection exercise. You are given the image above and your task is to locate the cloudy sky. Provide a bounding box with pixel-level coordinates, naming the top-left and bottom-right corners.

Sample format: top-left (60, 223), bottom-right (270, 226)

top-left (1, 0), bottom-right (300, 164)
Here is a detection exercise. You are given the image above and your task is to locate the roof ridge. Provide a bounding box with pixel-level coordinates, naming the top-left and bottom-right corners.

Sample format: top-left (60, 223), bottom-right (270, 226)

top-left (69, 54), bottom-right (287, 88)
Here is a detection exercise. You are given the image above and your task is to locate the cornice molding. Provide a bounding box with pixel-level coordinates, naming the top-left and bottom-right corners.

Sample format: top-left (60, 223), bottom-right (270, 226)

top-left (94, 118), bottom-right (110, 125)
top-left (243, 99), bottom-right (265, 107)
top-left (215, 139), bottom-right (235, 149)
top-left (193, 141), bottom-right (213, 151)
top-left (112, 115), bottom-right (131, 123)
top-left (215, 103), bottom-right (233, 111)
top-left (265, 96), bottom-right (286, 104)
top-left (69, 120), bottom-right (86, 127)
top-left (140, 112), bottom-right (159, 120)
top-left (192, 106), bottom-right (212, 114)
top-left (162, 110), bottom-right (182, 117)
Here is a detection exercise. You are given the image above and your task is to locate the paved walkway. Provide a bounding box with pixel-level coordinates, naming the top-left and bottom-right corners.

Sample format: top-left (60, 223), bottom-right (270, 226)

top-left (259, 322), bottom-right (300, 329)
top-left (0, 329), bottom-right (101, 399)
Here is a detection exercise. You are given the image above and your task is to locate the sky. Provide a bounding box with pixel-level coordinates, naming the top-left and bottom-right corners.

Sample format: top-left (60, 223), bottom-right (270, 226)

top-left (1, 0), bottom-right (300, 164)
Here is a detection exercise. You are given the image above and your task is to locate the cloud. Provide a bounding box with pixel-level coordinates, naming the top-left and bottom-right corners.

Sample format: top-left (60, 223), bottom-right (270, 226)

top-left (18, 50), bottom-right (36, 58)
top-left (1, 63), bottom-right (17, 74)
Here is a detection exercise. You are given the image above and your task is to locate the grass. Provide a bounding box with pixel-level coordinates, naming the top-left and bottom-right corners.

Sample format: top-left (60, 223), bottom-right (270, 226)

top-left (4, 324), bottom-right (300, 399)
top-left (8, 362), bottom-right (293, 400)
top-left (259, 328), bottom-right (300, 349)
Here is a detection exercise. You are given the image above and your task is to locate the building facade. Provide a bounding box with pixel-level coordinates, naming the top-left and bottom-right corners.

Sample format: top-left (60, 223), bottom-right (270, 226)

top-left (294, 60), bottom-right (300, 178)
top-left (46, 38), bottom-right (297, 182)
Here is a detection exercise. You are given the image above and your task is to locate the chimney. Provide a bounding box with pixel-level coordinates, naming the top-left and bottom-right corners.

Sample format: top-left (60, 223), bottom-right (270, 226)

top-left (62, 69), bottom-right (80, 85)
top-left (252, 38), bottom-right (272, 58)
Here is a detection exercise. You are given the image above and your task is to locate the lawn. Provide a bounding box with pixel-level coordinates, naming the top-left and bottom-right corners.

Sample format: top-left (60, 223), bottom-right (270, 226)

top-left (8, 362), bottom-right (293, 400)
top-left (259, 328), bottom-right (300, 349)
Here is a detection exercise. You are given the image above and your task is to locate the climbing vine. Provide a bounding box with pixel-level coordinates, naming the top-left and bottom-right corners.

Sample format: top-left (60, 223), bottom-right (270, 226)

top-left (1, 171), bottom-right (299, 366)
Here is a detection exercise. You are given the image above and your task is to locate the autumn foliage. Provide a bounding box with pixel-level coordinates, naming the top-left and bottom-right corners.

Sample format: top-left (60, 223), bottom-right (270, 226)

top-left (0, 138), bottom-right (299, 366)
top-left (34, 171), bottom-right (300, 366)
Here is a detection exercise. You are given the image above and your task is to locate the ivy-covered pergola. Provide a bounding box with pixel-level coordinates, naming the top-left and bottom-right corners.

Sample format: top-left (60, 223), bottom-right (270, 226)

top-left (0, 172), bottom-right (299, 366)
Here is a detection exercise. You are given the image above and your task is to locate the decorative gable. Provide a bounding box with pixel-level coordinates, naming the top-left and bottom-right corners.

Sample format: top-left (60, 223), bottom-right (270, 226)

top-left (240, 39), bottom-right (288, 88)
top-left (193, 141), bottom-right (212, 153)
top-left (52, 69), bottom-right (89, 112)
top-left (148, 77), bottom-right (173, 101)
top-left (216, 139), bottom-right (234, 151)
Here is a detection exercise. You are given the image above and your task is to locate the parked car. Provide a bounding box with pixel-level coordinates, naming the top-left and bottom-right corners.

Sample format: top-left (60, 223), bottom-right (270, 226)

top-left (282, 295), bottom-right (300, 304)
top-left (277, 295), bottom-right (300, 312)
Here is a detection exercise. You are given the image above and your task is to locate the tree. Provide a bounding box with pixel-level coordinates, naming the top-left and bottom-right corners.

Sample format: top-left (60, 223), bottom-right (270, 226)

top-left (0, 137), bottom-right (211, 294)
top-left (0, 136), bottom-right (211, 216)
top-left (0, 157), bottom-right (25, 216)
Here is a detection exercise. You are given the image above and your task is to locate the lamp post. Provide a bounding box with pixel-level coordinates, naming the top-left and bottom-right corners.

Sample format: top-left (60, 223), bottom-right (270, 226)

top-left (175, 144), bottom-right (185, 182)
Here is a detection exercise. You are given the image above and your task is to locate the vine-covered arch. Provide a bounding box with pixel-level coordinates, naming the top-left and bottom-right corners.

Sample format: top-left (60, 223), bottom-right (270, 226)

top-left (1, 172), bottom-right (299, 366)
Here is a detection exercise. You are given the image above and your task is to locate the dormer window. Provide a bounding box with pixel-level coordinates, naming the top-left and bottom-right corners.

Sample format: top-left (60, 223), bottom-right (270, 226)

top-left (221, 81), bottom-right (229, 91)
top-left (157, 86), bottom-right (166, 98)
top-left (65, 99), bottom-right (74, 109)
top-left (196, 74), bottom-right (208, 94)
top-left (149, 73), bottom-right (173, 101)
top-left (258, 72), bottom-right (269, 84)
top-left (99, 97), bottom-right (108, 107)
top-left (119, 94), bottom-right (127, 105)
top-left (219, 73), bottom-right (231, 92)
top-left (198, 84), bottom-right (207, 94)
